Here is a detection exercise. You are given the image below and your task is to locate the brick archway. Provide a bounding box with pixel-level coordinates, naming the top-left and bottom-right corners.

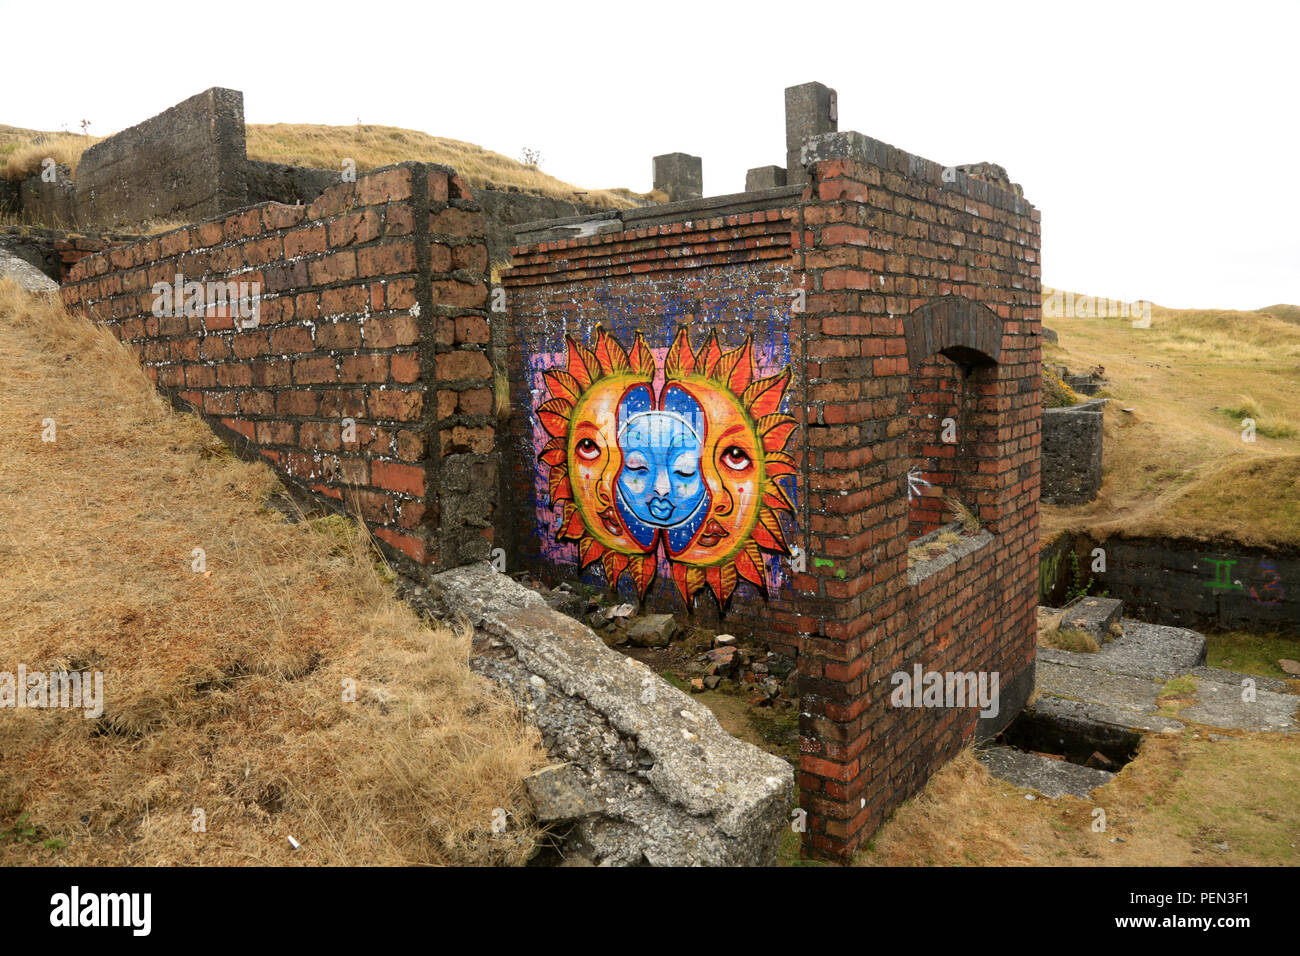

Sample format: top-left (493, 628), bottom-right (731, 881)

top-left (903, 296), bottom-right (1006, 538)
top-left (903, 295), bottom-right (1003, 370)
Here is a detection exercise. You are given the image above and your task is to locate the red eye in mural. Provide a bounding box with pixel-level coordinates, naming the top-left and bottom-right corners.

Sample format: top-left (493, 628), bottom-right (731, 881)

top-left (576, 437), bottom-right (601, 461)
top-left (720, 445), bottom-right (752, 472)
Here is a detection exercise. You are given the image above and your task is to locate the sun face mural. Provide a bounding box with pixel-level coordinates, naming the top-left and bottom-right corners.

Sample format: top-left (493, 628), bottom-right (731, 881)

top-left (536, 325), bottom-right (797, 610)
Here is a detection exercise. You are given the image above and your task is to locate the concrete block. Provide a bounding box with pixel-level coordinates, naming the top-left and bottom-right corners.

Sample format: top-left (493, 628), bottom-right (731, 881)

top-left (652, 152), bottom-right (702, 203)
top-left (784, 82), bottom-right (837, 185)
top-left (745, 165), bottom-right (787, 191)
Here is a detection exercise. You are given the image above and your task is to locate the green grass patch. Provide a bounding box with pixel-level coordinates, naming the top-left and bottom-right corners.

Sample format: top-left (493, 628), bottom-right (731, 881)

top-left (1157, 676), bottom-right (1199, 717)
top-left (1206, 630), bottom-right (1300, 679)
top-left (1218, 395), bottom-right (1299, 440)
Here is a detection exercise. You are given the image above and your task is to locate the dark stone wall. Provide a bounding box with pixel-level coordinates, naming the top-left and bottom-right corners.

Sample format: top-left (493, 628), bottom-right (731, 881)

top-left (73, 88), bottom-right (248, 228)
top-left (17, 164), bottom-right (75, 228)
top-left (1042, 400), bottom-right (1103, 504)
top-left (1082, 535), bottom-right (1300, 635)
top-left (244, 161), bottom-right (339, 208)
top-left (470, 187), bottom-right (612, 267)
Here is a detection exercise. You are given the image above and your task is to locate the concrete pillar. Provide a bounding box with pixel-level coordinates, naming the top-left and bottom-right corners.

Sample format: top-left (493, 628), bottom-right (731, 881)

top-left (785, 82), bottom-right (838, 185)
top-left (652, 153), bottom-right (702, 203)
top-left (745, 165), bottom-right (787, 191)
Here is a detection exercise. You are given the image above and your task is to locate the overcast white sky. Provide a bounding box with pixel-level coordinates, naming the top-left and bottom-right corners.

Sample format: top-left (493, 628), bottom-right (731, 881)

top-left (4, 0), bottom-right (1296, 309)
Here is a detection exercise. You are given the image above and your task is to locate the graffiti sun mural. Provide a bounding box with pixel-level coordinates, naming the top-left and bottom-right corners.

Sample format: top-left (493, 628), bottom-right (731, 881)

top-left (536, 325), bottom-right (797, 610)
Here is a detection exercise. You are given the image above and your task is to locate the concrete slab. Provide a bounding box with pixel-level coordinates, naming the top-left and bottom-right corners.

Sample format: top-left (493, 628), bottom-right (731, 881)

top-left (1186, 666), bottom-right (1296, 695)
top-left (1029, 693), bottom-right (1184, 735)
top-left (1058, 596), bottom-right (1123, 639)
top-left (1037, 660), bottom-right (1164, 714)
top-left (1039, 619), bottom-right (1205, 681)
top-left (1181, 679), bottom-right (1299, 733)
top-left (977, 744), bottom-right (1115, 798)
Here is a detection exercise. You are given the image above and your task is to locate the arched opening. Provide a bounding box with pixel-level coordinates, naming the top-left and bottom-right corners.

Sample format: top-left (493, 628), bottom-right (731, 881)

top-left (902, 297), bottom-right (1004, 547)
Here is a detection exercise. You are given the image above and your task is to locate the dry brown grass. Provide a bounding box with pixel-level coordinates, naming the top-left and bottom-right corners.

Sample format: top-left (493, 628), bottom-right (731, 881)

top-left (1035, 607), bottom-right (1099, 653)
top-left (0, 280), bottom-right (547, 865)
top-left (246, 124), bottom-right (647, 208)
top-left (856, 733), bottom-right (1300, 866)
top-left (1041, 288), bottom-right (1300, 548)
top-left (0, 130), bottom-right (103, 181)
top-left (1, 121), bottom-right (654, 209)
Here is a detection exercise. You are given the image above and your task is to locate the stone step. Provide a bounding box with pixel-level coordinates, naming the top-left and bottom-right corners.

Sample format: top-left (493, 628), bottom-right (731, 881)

top-left (977, 744), bottom-right (1115, 798)
top-left (1054, 596), bottom-right (1125, 641)
top-left (1040, 618), bottom-right (1207, 681)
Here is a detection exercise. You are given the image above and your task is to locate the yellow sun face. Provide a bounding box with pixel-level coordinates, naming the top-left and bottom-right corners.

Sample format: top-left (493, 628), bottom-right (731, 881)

top-left (537, 324), bottom-right (797, 610)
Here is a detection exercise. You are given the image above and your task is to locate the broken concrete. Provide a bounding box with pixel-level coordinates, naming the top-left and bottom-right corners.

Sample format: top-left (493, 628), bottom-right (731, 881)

top-left (1032, 608), bottom-right (1296, 735)
top-left (0, 249), bottom-right (58, 294)
top-left (625, 613), bottom-right (676, 648)
top-left (524, 763), bottom-right (604, 823)
top-left (978, 745), bottom-right (1114, 799)
top-left (432, 562), bottom-right (794, 866)
top-left (1038, 616), bottom-right (1206, 681)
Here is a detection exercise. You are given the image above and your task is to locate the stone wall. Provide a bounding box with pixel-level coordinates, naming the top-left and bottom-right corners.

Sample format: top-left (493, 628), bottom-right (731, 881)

top-left (501, 126), bottom-right (1042, 859)
top-left (0, 226), bottom-right (143, 283)
top-left (75, 88), bottom-right (248, 228)
top-left (1080, 535), bottom-right (1299, 635)
top-left (60, 162), bottom-right (496, 570)
top-left (1042, 400), bottom-right (1104, 504)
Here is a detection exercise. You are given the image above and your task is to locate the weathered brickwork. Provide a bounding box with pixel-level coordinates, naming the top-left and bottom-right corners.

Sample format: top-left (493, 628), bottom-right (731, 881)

top-left (503, 209), bottom-right (805, 653)
top-left (504, 130), bottom-right (1042, 860)
top-left (60, 162), bottom-right (495, 570)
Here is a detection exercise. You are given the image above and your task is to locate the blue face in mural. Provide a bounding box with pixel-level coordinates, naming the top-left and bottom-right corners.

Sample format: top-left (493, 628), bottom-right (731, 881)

top-left (615, 384), bottom-right (710, 551)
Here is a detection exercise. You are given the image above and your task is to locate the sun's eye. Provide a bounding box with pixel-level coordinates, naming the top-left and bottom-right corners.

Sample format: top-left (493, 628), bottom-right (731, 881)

top-left (575, 437), bottom-right (600, 461)
top-left (720, 445), bottom-right (752, 471)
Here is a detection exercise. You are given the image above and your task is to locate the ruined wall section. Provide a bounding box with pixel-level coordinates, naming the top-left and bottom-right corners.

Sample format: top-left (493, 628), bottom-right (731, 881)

top-left (795, 132), bottom-right (1041, 858)
top-left (73, 88), bottom-right (248, 229)
top-left (60, 162), bottom-right (496, 570)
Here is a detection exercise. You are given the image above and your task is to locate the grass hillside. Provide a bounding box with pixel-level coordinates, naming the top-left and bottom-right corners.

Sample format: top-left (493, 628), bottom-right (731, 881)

top-left (856, 736), bottom-right (1300, 866)
top-left (0, 279), bottom-right (547, 865)
top-left (1, 121), bottom-right (649, 208)
top-left (1041, 289), bottom-right (1300, 548)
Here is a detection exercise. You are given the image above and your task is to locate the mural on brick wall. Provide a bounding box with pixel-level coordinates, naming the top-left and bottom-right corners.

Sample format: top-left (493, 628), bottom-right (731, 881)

top-left (535, 324), bottom-right (797, 609)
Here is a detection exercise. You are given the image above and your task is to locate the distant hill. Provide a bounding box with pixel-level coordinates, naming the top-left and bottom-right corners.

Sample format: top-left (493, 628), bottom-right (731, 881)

top-left (1, 121), bottom-right (651, 210)
top-left (1040, 287), bottom-right (1300, 548)
top-left (1258, 303), bottom-right (1300, 326)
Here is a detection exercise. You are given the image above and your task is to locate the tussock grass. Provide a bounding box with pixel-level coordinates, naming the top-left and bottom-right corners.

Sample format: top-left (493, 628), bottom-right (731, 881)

top-left (0, 280), bottom-right (547, 865)
top-left (944, 494), bottom-right (981, 533)
top-left (0, 131), bottom-right (103, 181)
top-left (1035, 607), bottom-right (1099, 652)
top-left (1219, 394), bottom-right (1298, 440)
top-left (856, 735), bottom-right (1300, 866)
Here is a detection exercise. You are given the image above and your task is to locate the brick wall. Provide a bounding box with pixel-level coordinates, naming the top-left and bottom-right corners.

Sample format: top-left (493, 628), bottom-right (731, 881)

top-left (59, 162), bottom-right (496, 571)
top-left (794, 132), bottom-right (1040, 858)
top-left (53, 236), bottom-right (137, 282)
top-left (504, 130), bottom-right (1042, 860)
top-left (502, 208), bottom-right (807, 654)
